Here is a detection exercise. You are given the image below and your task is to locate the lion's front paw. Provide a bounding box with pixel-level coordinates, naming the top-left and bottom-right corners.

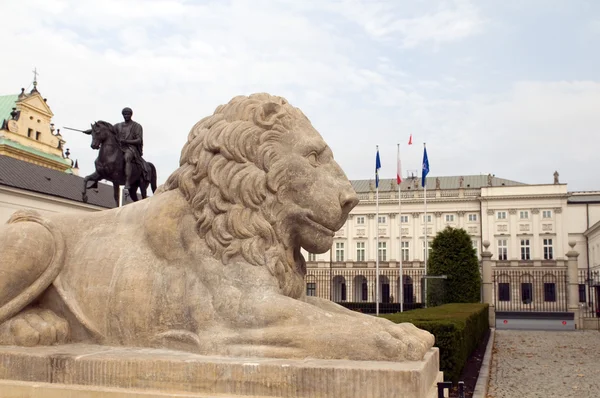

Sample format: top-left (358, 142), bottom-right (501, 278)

top-left (377, 321), bottom-right (435, 361)
top-left (302, 298), bottom-right (435, 361)
top-left (224, 314), bottom-right (434, 362)
top-left (312, 317), bottom-right (434, 361)
top-left (0, 308), bottom-right (70, 346)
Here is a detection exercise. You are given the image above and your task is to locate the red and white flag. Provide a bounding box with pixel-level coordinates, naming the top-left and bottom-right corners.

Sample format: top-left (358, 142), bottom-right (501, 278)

top-left (408, 134), bottom-right (413, 145)
top-left (397, 144), bottom-right (402, 184)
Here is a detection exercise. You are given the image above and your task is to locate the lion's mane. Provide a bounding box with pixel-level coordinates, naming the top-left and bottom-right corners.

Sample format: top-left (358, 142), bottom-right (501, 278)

top-left (160, 93), bottom-right (308, 297)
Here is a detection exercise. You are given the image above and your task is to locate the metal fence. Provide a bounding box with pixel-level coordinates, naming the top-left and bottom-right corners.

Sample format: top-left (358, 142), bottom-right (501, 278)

top-left (578, 269), bottom-right (600, 318)
top-left (493, 268), bottom-right (568, 312)
top-left (305, 268), bottom-right (432, 313)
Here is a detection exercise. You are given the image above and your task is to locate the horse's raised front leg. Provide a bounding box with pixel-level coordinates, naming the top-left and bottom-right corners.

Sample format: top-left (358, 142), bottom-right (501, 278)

top-left (82, 171), bottom-right (101, 203)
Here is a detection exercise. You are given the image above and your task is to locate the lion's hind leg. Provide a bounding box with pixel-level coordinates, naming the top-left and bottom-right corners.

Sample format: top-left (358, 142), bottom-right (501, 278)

top-left (0, 308), bottom-right (69, 346)
top-left (0, 210), bottom-right (69, 346)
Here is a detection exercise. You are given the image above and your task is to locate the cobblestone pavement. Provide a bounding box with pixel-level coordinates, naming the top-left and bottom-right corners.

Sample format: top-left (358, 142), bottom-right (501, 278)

top-left (487, 330), bottom-right (600, 398)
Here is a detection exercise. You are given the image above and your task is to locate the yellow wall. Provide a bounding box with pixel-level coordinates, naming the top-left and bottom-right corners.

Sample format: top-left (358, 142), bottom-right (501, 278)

top-left (0, 90), bottom-right (73, 172)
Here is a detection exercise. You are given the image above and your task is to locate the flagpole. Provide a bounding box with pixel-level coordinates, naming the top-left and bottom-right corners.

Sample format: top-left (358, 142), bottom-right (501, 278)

top-left (375, 145), bottom-right (380, 316)
top-left (398, 143), bottom-right (403, 313)
top-left (423, 142), bottom-right (428, 308)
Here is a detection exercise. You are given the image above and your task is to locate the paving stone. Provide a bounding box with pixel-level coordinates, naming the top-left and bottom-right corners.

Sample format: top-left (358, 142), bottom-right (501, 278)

top-left (487, 330), bottom-right (600, 398)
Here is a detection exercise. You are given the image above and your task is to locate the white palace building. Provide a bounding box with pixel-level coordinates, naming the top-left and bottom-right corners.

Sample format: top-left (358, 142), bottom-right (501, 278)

top-left (302, 173), bottom-right (600, 322)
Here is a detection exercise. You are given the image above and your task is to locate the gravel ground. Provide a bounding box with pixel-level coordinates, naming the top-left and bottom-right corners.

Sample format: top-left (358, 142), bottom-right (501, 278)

top-left (487, 330), bottom-right (600, 398)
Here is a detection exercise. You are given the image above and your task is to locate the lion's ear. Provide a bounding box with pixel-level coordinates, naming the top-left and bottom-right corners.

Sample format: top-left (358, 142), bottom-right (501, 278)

top-left (254, 102), bottom-right (284, 129)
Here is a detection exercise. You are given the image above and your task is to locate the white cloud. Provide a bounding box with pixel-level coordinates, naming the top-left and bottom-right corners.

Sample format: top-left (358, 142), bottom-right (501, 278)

top-left (313, 0), bottom-right (485, 48)
top-left (352, 80), bottom-right (600, 190)
top-left (0, 0), bottom-right (597, 193)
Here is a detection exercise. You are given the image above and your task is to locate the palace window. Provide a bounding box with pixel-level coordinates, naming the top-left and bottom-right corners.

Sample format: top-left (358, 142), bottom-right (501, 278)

top-left (498, 239), bottom-right (508, 260)
top-left (378, 242), bottom-right (387, 262)
top-left (423, 241), bottom-right (432, 259)
top-left (543, 238), bottom-right (553, 260)
top-left (520, 210), bottom-right (529, 219)
top-left (356, 242), bottom-right (365, 262)
top-left (497, 211), bottom-right (507, 220)
top-left (542, 210), bottom-right (552, 219)
top-left (400, 215), bottom-right (409, 223)
top-left (472, 239), bottom-right (479, 257)
top-left (356, 216), bottom-right (365, 225)
top-left (401, 241), bottom-right (410, 262)
top-left (468, 213), bottom-right (478, 222)
top-left (445, 214), bottom-right (455, 222)
top-left (335, 242), bottom-right (344, 262)
top-left (544, 283), bottom-right (556, 302)
top-left (378, 216), bottom-right (386, 224)
top-left (520, 239), bottom-right (531, 260)
top-left (498, 283), bottom-right (510, 301)
top-left (521, 282), bottom-right (533, 304)
top-left (35, 131), bottom-right (41, 140)
top-left (579, 284), bottom-right (586, 303)
top-left (422, 215), bottom-right (432, 223)
top-left (27, 128), bottom-right (33, 138)
top-left (307, 253), bottom-right (316, 261)
top-left (306, 283), bottom-right (316, 296)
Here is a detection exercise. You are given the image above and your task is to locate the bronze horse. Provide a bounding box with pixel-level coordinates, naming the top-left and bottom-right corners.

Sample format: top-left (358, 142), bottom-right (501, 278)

top-left (82, 121), bottom-right (157, 206)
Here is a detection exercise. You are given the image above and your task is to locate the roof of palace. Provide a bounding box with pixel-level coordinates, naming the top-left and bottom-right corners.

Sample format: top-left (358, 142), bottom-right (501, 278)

top-left (0, 155), bottom-right (119, 208)
top-left (0, 94), bottom-right (19, 124)
top-left (350, 175), bottom-right (526, 193)
top-left (568, 192), bottom-right (600, 204)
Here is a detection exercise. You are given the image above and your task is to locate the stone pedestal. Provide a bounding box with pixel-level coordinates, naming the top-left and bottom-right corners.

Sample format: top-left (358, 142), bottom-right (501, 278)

top-left (566, 242), bottom-right (581, 328)
top-left (0, 344), bottom-right (443, 398)
top-left (481, 241), bottom-right (496, 326)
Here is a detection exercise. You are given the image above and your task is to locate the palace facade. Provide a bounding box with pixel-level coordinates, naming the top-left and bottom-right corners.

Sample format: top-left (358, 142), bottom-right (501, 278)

top-left (302, 174), bottom-right (600, 306)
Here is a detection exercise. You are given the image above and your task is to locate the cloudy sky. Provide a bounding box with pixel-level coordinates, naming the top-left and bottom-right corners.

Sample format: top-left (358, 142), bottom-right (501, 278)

top-left (1, 0), bottom-right (598, 191)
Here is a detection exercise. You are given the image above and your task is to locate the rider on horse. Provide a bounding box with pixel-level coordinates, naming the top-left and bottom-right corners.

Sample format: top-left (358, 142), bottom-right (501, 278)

top-left (79, 109), bottom-right (157, 206)
top-left (113, 107), bottom-right (149, 192)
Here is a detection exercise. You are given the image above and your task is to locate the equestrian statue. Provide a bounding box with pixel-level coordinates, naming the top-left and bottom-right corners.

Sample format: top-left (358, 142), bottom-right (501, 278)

top-left (80, 107), bottom-right (157, 206)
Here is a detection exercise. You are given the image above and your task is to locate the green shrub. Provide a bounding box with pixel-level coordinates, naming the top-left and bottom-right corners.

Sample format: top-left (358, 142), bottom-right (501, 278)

top-left (381, 303), bottom-right (489, 382)
top-left (428, 227), bottom-right (481, 305)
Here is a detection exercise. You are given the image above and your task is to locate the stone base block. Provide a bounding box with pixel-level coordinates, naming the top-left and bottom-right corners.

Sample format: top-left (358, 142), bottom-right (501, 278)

top-left (0, 344), bottom-right (442, 398)
top-left (581, 317), bottom-right (600, 330)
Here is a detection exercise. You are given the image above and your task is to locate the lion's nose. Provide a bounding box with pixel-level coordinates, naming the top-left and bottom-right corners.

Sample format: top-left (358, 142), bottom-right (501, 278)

top-left (340, 191), bottom-right (359, 214)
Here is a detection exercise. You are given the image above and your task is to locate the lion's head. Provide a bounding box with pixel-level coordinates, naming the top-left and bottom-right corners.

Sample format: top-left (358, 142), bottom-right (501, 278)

top-left (160, 93), bottom-right (358, 297)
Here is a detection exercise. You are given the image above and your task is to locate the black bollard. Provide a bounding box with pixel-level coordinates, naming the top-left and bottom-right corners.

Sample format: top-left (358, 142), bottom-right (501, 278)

top-left (437, 381), bottom-right (453, 398)
top-left (458, 381), bottom-right (465, 398)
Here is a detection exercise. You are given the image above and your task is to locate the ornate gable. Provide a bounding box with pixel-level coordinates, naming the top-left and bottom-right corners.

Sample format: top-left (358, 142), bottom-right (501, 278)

top-left (18, 92), bottom-right (54, 118)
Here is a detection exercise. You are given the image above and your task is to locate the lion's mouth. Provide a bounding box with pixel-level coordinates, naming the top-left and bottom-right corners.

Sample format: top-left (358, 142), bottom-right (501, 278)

top-left (305, 214), bottom-right (336, 237)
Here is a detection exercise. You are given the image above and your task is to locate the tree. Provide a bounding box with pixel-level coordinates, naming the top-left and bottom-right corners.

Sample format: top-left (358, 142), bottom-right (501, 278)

top-left (427, 227), bottom-right (481, 304)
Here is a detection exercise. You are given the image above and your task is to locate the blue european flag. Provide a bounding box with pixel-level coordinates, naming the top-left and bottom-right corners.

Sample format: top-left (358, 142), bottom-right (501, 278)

top-left (375, 148), bottom-right (381, 188)
top-left (421, 146), bottom-right (429, 187)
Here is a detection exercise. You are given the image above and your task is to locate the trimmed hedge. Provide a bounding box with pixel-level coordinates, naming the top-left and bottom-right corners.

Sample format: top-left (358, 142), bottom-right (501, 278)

top-left (381, 303), bottom-right (489, 382)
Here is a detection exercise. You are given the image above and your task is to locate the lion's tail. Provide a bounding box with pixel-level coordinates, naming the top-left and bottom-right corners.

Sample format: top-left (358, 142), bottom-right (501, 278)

top-left (0, 211), bottom-right (65, 324)
top-left (149, 162), bottom-right (158, 193)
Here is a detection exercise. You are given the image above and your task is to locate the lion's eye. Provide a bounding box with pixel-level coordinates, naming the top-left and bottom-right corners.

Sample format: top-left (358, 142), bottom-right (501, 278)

top-left (306, 152), bottom-right (319, 167)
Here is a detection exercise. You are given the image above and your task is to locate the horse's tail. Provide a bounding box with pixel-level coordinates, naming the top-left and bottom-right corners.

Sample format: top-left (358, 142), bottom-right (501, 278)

top-left (149, 162), bottom-right (158, 193)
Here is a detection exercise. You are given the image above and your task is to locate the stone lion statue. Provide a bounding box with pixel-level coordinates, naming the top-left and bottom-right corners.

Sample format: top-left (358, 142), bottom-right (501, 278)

top-left (0, 93), bottom-right (433, 361)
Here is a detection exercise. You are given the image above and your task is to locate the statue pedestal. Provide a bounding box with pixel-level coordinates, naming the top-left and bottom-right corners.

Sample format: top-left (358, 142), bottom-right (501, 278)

top-left (0, 344), bottom-right (442, 398)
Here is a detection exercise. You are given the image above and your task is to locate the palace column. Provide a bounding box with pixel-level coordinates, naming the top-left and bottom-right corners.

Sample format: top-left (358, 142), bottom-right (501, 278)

top-left (508, 209), bottom-right (517, 261)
